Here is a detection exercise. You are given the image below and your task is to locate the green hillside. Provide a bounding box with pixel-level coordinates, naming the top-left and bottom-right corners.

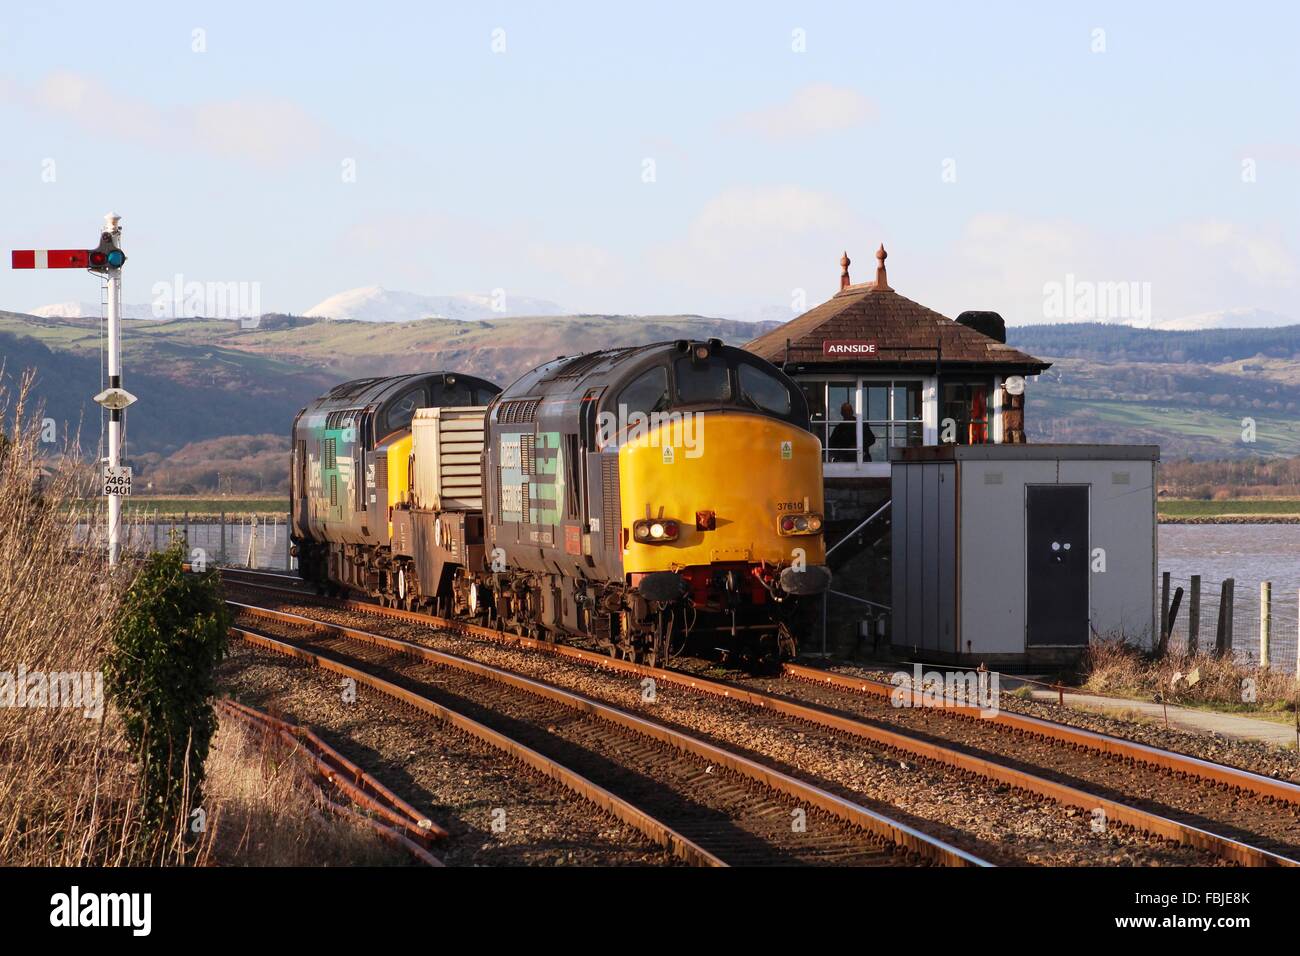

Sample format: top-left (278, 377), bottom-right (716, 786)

top-left (4, 312), bottom-right (1297, 476)
top-left (1009, 323), bottom-right (1300, 459)
top-left (0, 310), bottom-right (776, 459)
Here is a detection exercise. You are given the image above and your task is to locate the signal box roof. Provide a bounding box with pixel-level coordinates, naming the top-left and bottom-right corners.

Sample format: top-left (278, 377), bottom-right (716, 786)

top-left (745, 245), bottom-right (1050, 374)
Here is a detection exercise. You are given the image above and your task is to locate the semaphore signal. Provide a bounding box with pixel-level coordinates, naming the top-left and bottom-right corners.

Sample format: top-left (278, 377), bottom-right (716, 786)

top-left (11, 213), bottom-right (135, 567)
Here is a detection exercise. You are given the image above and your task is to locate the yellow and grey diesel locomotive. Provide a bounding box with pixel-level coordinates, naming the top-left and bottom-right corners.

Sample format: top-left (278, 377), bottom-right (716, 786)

top-left (290, 371), bottom-right (502, 591)
top-left (291, 340), bottom-right (829, 663)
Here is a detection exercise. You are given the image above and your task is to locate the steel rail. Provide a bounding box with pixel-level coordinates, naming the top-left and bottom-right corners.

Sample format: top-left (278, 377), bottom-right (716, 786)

top-left (221, 569), bottom-right (1300, 809)
top-left (220, 579), bottom-right (1300, 867)
top-left (232, 624), bottom-right (728, 867)
top-left (216, 698), bottom-right (445, 865)
top-left (781, 663), bottom-right (1300, 808)
top-left (229, 606), bottom-right (989, 867)
top-left (217, 698), bottom-right (447, 844)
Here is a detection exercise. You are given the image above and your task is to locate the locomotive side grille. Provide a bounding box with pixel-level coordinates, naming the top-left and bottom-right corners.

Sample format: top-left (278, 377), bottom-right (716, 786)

top-left (498, 398), bottom-right (540, 424)
top-left (330, 474), bottom-right (338, 507)
top-left (601, 455), bottom-right (619, 551)
top-left (521, 434), bottom-right (536, 474)
top-left (375, 449), bottom-right (388, 505)
top-left (323, 438), bottom-right (337, 471)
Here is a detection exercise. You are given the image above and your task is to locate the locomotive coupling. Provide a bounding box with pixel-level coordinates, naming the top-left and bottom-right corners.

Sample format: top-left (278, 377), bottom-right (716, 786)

top-left (778, 564), bottom-right (831, 596)
top-left (636, 571), bottom-right (690, 603)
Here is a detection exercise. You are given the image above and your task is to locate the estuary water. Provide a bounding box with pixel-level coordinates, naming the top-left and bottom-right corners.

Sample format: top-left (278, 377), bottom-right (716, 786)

top-left (1159, 523), bottom-right (1300, 671)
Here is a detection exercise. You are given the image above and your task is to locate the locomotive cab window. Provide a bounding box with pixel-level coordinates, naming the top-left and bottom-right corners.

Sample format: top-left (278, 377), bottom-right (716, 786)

top-left (617, 366), bottom-right (670, 418)
top-left (674, 355), bottom-right (732, 405)
top-left (384, 385), bottom-right (426, 435)
top-left (737, 363), bottom-right (791, 416)
top-left (430, 378), bottom-right (474, 407)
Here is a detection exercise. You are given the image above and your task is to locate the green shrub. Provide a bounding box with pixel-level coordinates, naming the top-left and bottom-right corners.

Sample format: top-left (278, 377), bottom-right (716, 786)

top-left (104, 541), bottom-right (229, 839)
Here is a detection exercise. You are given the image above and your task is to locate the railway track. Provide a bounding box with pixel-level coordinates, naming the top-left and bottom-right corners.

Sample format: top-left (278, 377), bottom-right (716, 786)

top-left (225, 600), bottom-right (985, 866)
top-left (219, 568), bottom-right (1300, 866)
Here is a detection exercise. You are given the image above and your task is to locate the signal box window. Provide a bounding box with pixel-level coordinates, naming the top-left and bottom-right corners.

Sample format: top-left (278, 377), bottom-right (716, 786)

top-left (738, 363), bottom-right (791, 416)
top-left (674, 356), bottom-right (732, 404)
top-left (803, 378), bottom-right (923, 464)
top-left (617, 366), bottom-right (670, 418)
top-left (941, 381), bottom-right (991, 444)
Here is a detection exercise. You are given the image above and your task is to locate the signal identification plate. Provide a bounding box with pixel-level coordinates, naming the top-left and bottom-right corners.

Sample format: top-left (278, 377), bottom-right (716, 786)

top-left (103, 465), bottom-right (133, 497)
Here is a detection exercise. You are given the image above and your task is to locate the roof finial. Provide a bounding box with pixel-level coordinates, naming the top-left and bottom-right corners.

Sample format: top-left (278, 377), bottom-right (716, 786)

top-left (875, 243), bottom-right (890, 290)
top-left (840, 250), bottom-right (851, 291)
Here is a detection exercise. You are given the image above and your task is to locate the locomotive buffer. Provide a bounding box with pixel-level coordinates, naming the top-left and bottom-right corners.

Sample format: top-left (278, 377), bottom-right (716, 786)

top-left (12, 214), bottom-right (135, 566)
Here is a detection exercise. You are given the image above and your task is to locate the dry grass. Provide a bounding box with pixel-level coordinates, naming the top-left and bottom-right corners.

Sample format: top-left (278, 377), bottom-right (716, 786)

top-left (0, 374), bottom-right (164, 863)
top-left (1082, 636), bottom-right (1300, 714)
top-left (201, 714), bottom-right (408, 866)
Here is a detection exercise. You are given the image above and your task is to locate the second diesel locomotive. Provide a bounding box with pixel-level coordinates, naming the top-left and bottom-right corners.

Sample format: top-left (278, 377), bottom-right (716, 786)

top-left (291, 340), bottom-right (830, 663)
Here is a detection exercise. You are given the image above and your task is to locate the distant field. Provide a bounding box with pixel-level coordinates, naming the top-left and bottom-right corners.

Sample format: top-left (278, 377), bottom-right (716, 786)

top-left (1158, 498), bottom-right (1300, 517)
top-left (123, 496), bottom-right (286, 515)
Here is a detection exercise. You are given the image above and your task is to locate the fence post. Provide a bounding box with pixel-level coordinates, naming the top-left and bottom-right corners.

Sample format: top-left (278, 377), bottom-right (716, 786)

top-left (1158, 571), bottom-right (1171, 655)
top-left (1259, 581), bottom-right (1271, 669)
top-left (1215, 578), bottom-right (1235, 658)
top-left (219, 509), bottom-right (226, 565)
top-left (1187, 575), bottom-right (1201, 655)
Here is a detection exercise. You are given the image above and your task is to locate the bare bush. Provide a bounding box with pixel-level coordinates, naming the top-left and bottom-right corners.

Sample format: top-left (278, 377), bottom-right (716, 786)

top-left (1083, 635), bottom-right (1299, 712)
top-left (0, 374), bottom-right (185, 864)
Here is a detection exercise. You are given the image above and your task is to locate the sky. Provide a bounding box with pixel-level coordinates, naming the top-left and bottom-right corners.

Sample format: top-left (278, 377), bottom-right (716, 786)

top-left (1, 1), bottom-right (1297, 325)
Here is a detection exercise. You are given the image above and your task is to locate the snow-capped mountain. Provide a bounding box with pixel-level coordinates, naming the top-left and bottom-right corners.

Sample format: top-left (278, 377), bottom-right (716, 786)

top-left (1151, 307), bottom-right (1296, 331)
top-left (32, 300), bottom-right (161, 321)
top-left (721, 303), bottom-right (804, 324)
top-left (304, 286), bottom-right (566, 322)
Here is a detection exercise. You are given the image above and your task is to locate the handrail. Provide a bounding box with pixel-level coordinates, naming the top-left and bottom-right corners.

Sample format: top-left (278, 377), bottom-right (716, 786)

top-left (826, 498), bottom-right (891, 558)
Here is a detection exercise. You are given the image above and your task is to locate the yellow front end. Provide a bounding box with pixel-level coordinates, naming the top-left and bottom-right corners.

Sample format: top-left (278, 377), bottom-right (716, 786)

top-left (383, 432), bottom-right (413, 540)
top-left (618, 412), bottom-right (825, 574)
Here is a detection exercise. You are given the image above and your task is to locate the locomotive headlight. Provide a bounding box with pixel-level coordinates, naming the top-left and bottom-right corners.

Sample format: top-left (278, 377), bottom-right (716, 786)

top-left (633, 518), bottom-right (679, 543)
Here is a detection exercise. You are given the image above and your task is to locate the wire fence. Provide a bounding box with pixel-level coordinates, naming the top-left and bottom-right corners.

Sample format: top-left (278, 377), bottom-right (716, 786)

top-left (1158, 571), bottom-right (1299, 673)
top-left (73, 512), bottom-right (294, 571)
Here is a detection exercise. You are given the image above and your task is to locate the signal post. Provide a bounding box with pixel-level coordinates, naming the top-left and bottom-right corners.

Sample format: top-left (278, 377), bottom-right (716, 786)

top-left (12, 213), bottom-right (135, 566)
